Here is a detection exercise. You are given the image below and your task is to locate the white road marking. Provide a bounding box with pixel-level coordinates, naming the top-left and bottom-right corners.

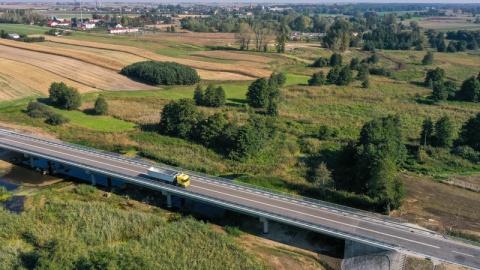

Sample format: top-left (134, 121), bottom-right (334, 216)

top-left (453, 251), bottom-right (475, 257)
top-left (192, 185), bottom-right (440, 249)
top-left (0, 136), bottom-right (446, 249)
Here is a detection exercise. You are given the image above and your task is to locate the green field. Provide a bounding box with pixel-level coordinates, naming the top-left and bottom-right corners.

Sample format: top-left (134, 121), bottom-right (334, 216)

top-left (52, 107), bottom-right (137, 132)
top-left (0, 23), bottom-right (50, 35)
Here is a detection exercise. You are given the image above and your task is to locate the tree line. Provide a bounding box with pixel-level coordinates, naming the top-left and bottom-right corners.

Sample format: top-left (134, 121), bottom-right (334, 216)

top-left (121, 61), bottom-right (200, 86)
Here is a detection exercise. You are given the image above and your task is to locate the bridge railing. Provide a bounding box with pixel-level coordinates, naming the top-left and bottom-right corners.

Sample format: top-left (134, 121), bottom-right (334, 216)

top-left (0, 127), bottom-right (406, 223)
top-left (3, 128), bottom-right (480, 248)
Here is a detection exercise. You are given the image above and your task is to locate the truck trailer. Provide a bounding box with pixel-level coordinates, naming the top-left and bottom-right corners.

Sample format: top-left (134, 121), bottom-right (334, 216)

top-left (147, 167), bottom-right (190, 188)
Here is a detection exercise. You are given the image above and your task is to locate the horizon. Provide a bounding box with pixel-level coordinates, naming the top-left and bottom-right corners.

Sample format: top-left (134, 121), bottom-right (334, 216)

top-left (3, 0), bottom-right (480, 4)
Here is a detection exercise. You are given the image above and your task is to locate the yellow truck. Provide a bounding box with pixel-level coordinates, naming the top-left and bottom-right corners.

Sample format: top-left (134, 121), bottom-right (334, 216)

top-left (147, 167), bottom-right (190, 188)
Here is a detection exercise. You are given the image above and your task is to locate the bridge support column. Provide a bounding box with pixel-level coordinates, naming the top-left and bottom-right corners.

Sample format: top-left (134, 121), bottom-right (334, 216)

top-left (30, 157), bottom-right (35, 167)
top-left (85, 170), bottom-right (96, 186)
top-left (344, 239), bottom-right (386, 258)
top-left (162, 190), bottom-right (172, 208)
top-left (259, 217), bottom-right (269, 234)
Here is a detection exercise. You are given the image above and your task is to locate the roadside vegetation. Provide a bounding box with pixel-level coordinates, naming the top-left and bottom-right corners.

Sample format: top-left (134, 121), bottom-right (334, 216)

top-left (0, 187), bottom-right (262, 270)
top-left (1, 2), bottom-right (480, 239)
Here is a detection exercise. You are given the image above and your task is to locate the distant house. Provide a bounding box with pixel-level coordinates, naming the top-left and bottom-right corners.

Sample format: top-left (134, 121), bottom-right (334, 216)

top-left (109, 27), bottom-right (139, 34)
top-left (107, 23), bottom-right (123, 28)
top-left (46, 21), bottom-right (58, 27)
top-left (8, 34), bottom-right (19, 39)
top-left (56, 22), bottom-right (70, 27)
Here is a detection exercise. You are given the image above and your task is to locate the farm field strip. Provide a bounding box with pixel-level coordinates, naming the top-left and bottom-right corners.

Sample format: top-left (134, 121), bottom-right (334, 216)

top-left (0, 57), bottom-right (98, 99)
top-left (0, 45), bottom-right (156, 91)
top-left (0, 38), bottom-right (125, 71)
top-left (44, 36), bottom-right (270, 78)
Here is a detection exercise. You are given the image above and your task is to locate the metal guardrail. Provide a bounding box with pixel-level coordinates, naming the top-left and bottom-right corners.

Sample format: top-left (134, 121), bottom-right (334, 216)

top-left (2, 140), bottom-right (480, 270)
top-left (0, 127), bottom-right (404, 223)
top-left (1, 127), bottom-right (480, 249)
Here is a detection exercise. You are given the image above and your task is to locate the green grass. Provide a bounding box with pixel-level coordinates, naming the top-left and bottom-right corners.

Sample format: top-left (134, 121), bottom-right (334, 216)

top-left (285, 74), bottom-right (310, 86)
top-left (0, 23), bottom-right (50, 35)
top-left (52, 108), bottom-right (137, 132)
top-left (0, 190), bottom-right (262, 269)
top-left (83, 81), bottom-right (252, 105)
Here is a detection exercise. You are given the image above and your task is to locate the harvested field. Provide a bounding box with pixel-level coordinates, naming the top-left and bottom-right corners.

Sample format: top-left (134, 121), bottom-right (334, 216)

top-left (39, 41), bottom-right (148, 67)
top-left (144, 32), bottom-right (237, 47)
top-left (0, 38), bottom-right (125, 71)
top-left (399, 173), bottom-right (480, 236)
top-left (0, 45), bottom-right (156, 91)
top-left (188, 51), bottom-right (274, 63)
top-left (0, 58), bottom-right (97, 100)
top-left (196, 70), bottom-right (255, 81)
top-left (45, 36), bottom-right (270, 78)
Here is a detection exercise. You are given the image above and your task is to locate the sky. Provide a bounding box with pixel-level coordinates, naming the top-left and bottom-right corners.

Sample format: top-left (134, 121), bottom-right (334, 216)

top-left (4, 0), bottom-right (480, 3)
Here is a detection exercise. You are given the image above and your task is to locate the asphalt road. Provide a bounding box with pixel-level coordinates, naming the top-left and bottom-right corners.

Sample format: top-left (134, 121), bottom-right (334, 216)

top-left (0, 128), bottom-right (479, 269)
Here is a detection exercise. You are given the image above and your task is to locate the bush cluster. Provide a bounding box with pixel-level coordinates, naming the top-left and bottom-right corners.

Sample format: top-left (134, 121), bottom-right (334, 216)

top-left (49, 82), bottom-right (81, 110)
top-left (159, 99), bottom-right (275, 161)
top-left (121, 61), bottom-right (200, 85)
top-left (26, 102), bottom-right (70, 126)
top-left (194, 84), bottom-right (226, 107)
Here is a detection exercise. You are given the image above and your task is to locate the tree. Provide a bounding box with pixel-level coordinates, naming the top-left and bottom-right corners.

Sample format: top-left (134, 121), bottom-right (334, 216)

top-left (336, 65), bottom-right (354, 86)
top-left (193, 85), bottom-right (204, 106)
top-left (266, 98), bottom-right (279, 116)
top-left (433, 116), bottom-right (454, 148)
top-left (432, 82), bottom-right (448, 101)
top-left (424, 67), bottom-right (445, 87)
top-left (308, 71), bottom-right (326, 86)
top-left (362, 77), bottom-right (370, 88)
top-left (203, 84), bottom-right (226, 107)
top-left (268, 73), bottom-right (286, 88)
top-left (350, 57), bottom-right (360, 70)
top-left (447, 41), bottom-right (457, 53)
top-left (422, 51), bottom-right (434, 65)
top-left (45, 113), bottom-right (70, 126)
top-left (457, 76), bottom-right (480, 102)
top-left (199, 113), bottom-right (228, 147)
top-left (235, 23), bottom-right (252, 51)
top-left (322, 19), bottom-right (351, 52)
top-left (159, 99), bottom-right (204, 140)
top-left (327, 65), bottom-right (341, 84)
top-left (275, 34), bottom-right (288, 54)
top-left (121, 61), bottom-right (200, 85)
top-left (48, 82), bottom-right (81, 110)
top-left (94, 97), bottom-right (108, 115)
top-left (312, 162), bottom-right (334, 192)
top-left (354, 115), bottom-right (407, 211)
top-left (368, 51), bottom-right (379, 64)
top-left (356, 64), bottom-right (370, 81)
top-left (312, 57), bottom-right (329, 68)
top-left (246, 78), bottom-right (270, 108)
top-left (437, 41), bottom-right (447, 52)
top-left (289, 15), bottom-right (311, 32)
top-left (329, 53), bottom-right (343, 67)
top-left (420, 117), bottom-right (434, 146)
top-left (460, 113), bottom-right (480, 151)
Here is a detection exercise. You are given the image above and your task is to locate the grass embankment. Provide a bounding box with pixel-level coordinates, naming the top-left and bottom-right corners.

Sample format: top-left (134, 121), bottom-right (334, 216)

top-left (0, 23), bottom-right (50, 35)
top-left (0, 186), bottom-right (262, 269)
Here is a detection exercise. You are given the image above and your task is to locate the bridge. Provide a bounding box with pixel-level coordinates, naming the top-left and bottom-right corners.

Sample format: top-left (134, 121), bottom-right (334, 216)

top-left (0, 128), bottom-right (479, 269)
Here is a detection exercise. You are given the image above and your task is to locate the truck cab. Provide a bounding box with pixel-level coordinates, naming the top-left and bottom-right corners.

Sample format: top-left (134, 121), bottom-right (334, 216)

top-left (176, 173), bottom-right (190, 188)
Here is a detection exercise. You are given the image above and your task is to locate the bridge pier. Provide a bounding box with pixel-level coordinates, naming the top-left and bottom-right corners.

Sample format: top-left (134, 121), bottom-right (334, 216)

top-left (85, 170), bottom-right (96, 186)
top-left (162, 190), bottom-right (172, 208)
top-left (344, 239), bottom-right (386, 258)
top-left (259, 217), bottom-right (269, 234)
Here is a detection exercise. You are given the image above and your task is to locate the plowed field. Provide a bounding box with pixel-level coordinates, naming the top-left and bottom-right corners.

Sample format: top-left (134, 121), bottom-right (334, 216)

top-left (0, 45), bottom-right (156, 91)
top-left (0, 58), bottom-right (97, 101)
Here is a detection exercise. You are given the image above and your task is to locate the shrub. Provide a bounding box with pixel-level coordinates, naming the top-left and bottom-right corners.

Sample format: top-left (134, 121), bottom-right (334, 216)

top-left (329, 53), bottom-right (343, 67)
top-left (45, 113), bottom-right (70, 126)
top-left (451, 146), bottom-right (480, 163)
top-left (312, 57), bottom-right (329, 67)
top-left (369, 67), bottom-right (391, 77)
top-left (121, 61), bottom-right (200, 85)
top-left (48, 82), bottom-right (81, 110)
top-left (318, 125), bottom-right (338, 140)
top-left (0, 186), bottom-right (11, 202)
top-left (75, 184), bottom-right (97, 195)
top-left (308, 71), bottom-right (326, 86)
top-left (222, 226), bottom-right (243, 237)
top-left (27, 102), bottom-right (53, 118)
top-left (94, 97), bottom-right (108, 115)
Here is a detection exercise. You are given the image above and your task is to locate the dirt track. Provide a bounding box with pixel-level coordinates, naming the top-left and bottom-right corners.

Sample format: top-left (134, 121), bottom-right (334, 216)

top-left (0, 45), bottom-right (156, 91)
